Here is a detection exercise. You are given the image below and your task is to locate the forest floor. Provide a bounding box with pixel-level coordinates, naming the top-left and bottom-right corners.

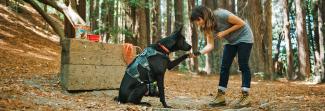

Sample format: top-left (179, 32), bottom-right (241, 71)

top-left (1, 71), bottom-right (325, 111)
top-left (1, 2), bottom-right (325, 111)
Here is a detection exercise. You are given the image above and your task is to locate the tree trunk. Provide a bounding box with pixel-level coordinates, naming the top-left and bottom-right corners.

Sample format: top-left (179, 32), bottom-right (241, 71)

top-left (315, 0), bottom-right (325, 82)
top-left (238, 0), bottom-right (266, 76)
top-left (99, 0), bottom-right (106, 42)
top-left (166, 0), bottom-right (172, 35)
top-left (189, 0), bottom-right (199, 73)
top-left (44, 4), bottom-right (48, 29)
top-left (320, 0), bottom-right (325, 82)
top-left (36, 0), bottom-right (63, 13)
top-left (295, 0), bottom-right (311, 80)
top-left (23, 0), bottom-right (64, 39)
top-left (131, 1), bottom-right (139, 46)
top-left (273, 32), bottom-right (283, 75)
top-left (237, 0), bottom-right (249, 18)
top-left (152, 0), bottom-right (161, 43)
top-left (217, 0), bottom-right (236, 12)
top-left (173, 0), bottom-right (184, 70)
top-left (112, 0), bottom-right (118, 43)
top-left (229, 0), bottom-right (236, 13)
top-left (91, 0), bottom-right (99, 34)
top-left (202, 0), bottom-right (217, 10)
top-left (119, 1), bottom-right (125, 43)
top-left (145, 0), bottom-right (151, 45)
top-left (77, 0), bottom-right (86, 21)
top-left (174, 0), bottom-right (183, 29)
top-left (89, 0), bottom-right (94, 30)
top-left (104, 0), bottom-right (115, 43)
top-left (124, 1), bottom-right (136, 44)
top-left (64, 0), bottom-right (77, 38)
top-left (282, 0), bottom-right (294, 80)
top-left (264, 0), bottom-right (274, 80)
top-left (307, 0), bottom-right (316, 68)
top-left (137, 0), bottom-right (149, 49)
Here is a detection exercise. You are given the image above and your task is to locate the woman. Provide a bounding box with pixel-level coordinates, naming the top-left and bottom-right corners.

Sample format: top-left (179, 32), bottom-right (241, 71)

top-left (189, 6), bottom-right (254, 108)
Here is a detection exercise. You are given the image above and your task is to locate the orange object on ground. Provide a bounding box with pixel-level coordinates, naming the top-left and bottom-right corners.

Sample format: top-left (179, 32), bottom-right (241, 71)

top-left (87, 34), bottom-right (100, 42)
top-left (123, 43), bottom-right (136, 65)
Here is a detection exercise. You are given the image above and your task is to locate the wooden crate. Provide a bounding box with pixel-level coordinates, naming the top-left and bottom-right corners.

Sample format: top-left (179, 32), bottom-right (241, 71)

top-left (60, 38), bottom-right (134, 90)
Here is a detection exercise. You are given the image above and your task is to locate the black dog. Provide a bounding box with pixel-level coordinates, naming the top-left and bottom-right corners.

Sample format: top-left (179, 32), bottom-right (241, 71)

top-left (117, 27), bottom-right (191, 108)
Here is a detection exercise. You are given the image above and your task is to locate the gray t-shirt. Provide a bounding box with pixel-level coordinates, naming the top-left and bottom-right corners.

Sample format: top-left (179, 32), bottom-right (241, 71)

top-left (213, 8), bottom-right (254, 45)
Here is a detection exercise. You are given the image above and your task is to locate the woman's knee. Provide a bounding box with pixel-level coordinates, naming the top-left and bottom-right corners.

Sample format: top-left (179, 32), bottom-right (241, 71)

top-left (238, 63), bottom-right (250, 71)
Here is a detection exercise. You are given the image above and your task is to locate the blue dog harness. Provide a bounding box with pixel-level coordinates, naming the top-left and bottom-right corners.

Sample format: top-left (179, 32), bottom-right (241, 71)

top-left (126, 47), bottom-right (168, 84)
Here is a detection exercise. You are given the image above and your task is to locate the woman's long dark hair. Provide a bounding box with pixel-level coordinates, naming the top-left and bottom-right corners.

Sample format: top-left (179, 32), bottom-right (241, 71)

top-left (190, 6), bottom-right (217, 33)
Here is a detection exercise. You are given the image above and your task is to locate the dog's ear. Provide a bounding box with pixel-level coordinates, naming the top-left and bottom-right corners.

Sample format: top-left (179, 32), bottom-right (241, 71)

top-left (166, 39), bottom-right (176, 47)
top-left (175, 26), bottom-right (183, 38)
top-left (179, 26), bottom-right (183, 32)
top-left (158, 37), bottom-right (176, 48)
top-left (177, 26), bottom-right (183, 34)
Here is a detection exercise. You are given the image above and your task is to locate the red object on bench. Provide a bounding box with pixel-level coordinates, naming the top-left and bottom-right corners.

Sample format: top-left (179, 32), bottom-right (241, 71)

top-left (87, 34), bottom-right (100, 42)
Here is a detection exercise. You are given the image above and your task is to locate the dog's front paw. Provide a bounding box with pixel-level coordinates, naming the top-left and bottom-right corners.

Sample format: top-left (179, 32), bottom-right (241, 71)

top-left (164, 105), bottom-right (172, 108)
top-left (162, 103), bottom-right (172, 108)
top-left (139, 102), bottom-right (152, 107)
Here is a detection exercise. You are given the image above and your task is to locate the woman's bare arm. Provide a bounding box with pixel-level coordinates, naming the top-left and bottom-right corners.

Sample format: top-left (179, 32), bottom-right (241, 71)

top-left (199, 31), bottom-right (214, 54)
top-left (217, 15), bottom-right (245, 38)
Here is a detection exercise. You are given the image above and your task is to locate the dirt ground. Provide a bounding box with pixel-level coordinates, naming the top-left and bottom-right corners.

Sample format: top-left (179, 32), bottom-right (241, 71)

top-left (1, 2), bottom-right (325, 111)
top-left (1, 72), bottom-right (325, 111)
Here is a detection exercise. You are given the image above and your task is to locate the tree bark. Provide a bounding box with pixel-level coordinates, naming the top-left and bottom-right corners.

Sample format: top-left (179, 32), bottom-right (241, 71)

top-left (23, 0), bottom-right (64, 39)
top-left (145, 0), bottom-right (151, 45)
top-left (250, 0), bottom-right (265, 76)
top-left (77, 0), bottom-right (86, 20)
top-left (104, 0), bottom-right (115, 43)
top-left (264, 0), bottom-right (274, 80)
top-left (273, 32), bottom-right (283, 74)
top-left (321, 0), bottom-right (325, 82)
top-left (189, 0), bottom-right (199, 73)
top-left (124, 1), bottom-right (136, 44)
top-left (202, 0), bottom-right (217, 10)
top-left (152, 0), bottom-right (161, 43)
top-left (36, 0), bottom-right (63, 13)
top-left (173, 0), bottom-right (184, 70)
top-left (64, 0), bottom-right (77, 38)
top-left (166, 0), bottom-right (172, 35)
top-left (315, 0), bottom-right (325, 82)
top-left (91, 0), bottom-right (99, 34)
top-left (131, 1), bottom-right (139, 46)
top-left (137, 0), bottom-right (149, 49)
top-left (307, 0), bottom-right (316, 67)
top-left (174, 0), bottom-right (183, 29)
top-left (295, 0), bottom-right (311, 80)
top-left (282, 0), bottom-right (294, 80)
top-left (113, 0), bottom-right (120, 43)
top-left (238, 0), bottom-right (266, 76)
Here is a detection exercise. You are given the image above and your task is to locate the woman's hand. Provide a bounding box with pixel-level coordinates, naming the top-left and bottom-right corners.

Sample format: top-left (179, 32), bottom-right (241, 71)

top-left (216, 31), bottom-right (225, 39)
top-left (189, 51), bottom-right (201, 58)
top-left (189, 53), bottom-right (196, 58)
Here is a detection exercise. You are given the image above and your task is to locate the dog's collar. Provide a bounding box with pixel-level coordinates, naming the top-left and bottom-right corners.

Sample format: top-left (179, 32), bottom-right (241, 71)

top-left (158, 43), bottom-right (170, 54)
